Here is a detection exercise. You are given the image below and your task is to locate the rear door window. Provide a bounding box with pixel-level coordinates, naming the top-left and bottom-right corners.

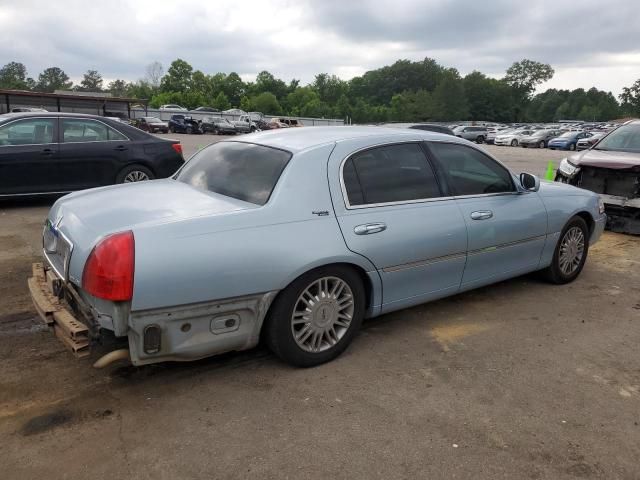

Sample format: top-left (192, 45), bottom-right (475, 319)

top-left (176, 141), bottom-right (291, 205)
top-left (62, 119), bottom-right (127, 143)
top-left (343, 143), bottom-right (441, 206)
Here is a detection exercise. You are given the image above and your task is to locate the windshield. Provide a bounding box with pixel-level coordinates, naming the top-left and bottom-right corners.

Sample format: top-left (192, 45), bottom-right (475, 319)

top-left (559, 132), bottom-right (577, 138)
top-left (145, 117), bottom-right (162, 122)
top-left (595, 124), bottom-right (640, 152)
top-left (176, 141), bottom-right (292, 205)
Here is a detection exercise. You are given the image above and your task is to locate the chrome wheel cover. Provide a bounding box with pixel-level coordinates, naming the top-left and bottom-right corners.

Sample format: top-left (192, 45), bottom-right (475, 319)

top-left (291, 276), bottom-right (354, 353)
top-left (559, 226), bottom-right (585, 275)
top-left (124, 170), bottom-right (150, 182)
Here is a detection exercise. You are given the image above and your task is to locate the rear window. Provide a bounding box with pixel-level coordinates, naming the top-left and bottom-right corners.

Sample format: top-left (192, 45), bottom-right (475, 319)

top-left (176, 141), bottom-right (291, 205)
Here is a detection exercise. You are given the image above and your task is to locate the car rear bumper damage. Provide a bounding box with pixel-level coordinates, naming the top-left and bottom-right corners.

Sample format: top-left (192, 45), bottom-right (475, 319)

top-left (28, 263), bottom-right (92, 357)
top-left (29, 262), bottom-right (281, 367)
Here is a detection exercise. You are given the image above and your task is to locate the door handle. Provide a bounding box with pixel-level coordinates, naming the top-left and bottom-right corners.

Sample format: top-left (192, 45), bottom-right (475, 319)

top-left (354, 223), bottom-right (387, 235)
top-left (470, 210), bottom-right (493, 220)
top-left (41, 148), bottom-right (54, 156)
top-left (114, 145), bottom-right (128, 151)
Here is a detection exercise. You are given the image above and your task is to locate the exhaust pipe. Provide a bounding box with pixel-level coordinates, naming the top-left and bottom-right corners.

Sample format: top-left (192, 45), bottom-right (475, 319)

top-left (93, 349), bottom-right (130, 369)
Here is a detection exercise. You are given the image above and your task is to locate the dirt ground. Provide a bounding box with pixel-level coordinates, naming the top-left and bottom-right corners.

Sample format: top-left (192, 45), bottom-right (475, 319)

top-left (0, 142), bottom-right (638, 480)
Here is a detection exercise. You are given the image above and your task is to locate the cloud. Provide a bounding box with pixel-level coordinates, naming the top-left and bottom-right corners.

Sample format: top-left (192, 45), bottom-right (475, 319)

top-left (0, 0), bottom-right (639, 95)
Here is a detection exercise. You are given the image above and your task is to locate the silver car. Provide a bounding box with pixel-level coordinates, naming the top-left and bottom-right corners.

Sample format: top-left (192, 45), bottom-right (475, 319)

top-left (453, 125), bottom-right (488, 143)
top-left (29, 127), bottom-right (606, 368)
top-left (494, 129), bottom-right (534, 147)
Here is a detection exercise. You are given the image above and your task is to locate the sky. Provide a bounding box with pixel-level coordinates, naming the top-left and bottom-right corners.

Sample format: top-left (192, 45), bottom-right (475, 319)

top-left (1, 0), bottom-right (639, 96)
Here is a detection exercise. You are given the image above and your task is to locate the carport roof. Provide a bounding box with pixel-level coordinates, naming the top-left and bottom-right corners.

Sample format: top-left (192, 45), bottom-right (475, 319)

top-left (0, 88), bottom-right (146, 104)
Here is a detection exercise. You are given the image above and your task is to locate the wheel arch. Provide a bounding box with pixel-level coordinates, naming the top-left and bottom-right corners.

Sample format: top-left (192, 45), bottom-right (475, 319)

top-left (574, 210), bottom-right (595, 236)
top-left (259, 261), bottom-right (379, 342)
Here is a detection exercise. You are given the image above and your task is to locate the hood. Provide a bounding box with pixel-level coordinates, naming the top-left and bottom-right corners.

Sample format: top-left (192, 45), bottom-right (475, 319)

top-left (567, 149), bottom-right (640, 170)
top-left (536, 179), bottom-right (594, 198)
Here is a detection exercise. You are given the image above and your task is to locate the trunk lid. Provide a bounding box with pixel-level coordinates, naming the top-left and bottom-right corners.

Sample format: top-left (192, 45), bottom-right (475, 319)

top-left (46, 180), bottom-right (257, 284)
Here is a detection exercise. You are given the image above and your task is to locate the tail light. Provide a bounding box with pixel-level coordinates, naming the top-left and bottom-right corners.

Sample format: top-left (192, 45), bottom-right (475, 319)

top-left (82, 231), bottom-right (134, 301)
top-left (171, 143), bottom-right (183, 155)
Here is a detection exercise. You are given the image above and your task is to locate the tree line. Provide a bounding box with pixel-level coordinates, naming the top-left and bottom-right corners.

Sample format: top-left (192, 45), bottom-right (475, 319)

top-left (1, 58), bottom-right (638, 123)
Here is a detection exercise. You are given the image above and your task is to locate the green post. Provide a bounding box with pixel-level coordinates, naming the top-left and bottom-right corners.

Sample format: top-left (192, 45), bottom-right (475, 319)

top-left (544, 161), bottom-right (555, 181)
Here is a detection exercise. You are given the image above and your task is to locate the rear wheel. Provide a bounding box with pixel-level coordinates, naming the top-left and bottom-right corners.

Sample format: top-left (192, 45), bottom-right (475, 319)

top-left (169, 126), bottom-right (175, 133)
top-left (542, 216), bottom-right (589, 284)
top-left (569, 143), bottom-right (576, 151)
top-left (539, 140), bottom-right (546, 148)
top-left (186, 126), bottom-right (193, 134)
top-left (510, 139), bottom-right (518, 147)
top-left (476, 135), bottom-right (484, 144)
top-left (264, 266), bottom-right (365, 367)
top-left (116, 165), bottom-right (154, 184)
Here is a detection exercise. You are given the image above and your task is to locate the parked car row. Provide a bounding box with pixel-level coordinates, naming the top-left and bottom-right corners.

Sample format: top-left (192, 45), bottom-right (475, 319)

top-left (131, 113), bottom-right (307, 136)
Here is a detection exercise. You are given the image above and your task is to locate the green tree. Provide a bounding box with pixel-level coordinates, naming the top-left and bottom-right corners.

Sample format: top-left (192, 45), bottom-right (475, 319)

top-left (107, 79), bottom-right (128, 97)
top-left (212, 91), bottom-right (231, 110)
top-left (620, 79), bottom-right (640, 117)
top-left (221, 72), bottom-right (245, 106)
top-left (0, 62), bottom-right (35, 90)
top-left (252, 71), bottom-right (288, 100)
top-left (79, 69), bottom-right (103, 91)
top-left (36, 67), bottom-right (72, 92)
top-left (504, 59), bottom-right (554, 98)
top-left (312, 73), bottom-right (348, 105)
top-left (250, 92), bottom-right (282, 114)
top-left (432, 71), bottom-right (468, 121)
top-left (161, 59), bottom-right (193, 92)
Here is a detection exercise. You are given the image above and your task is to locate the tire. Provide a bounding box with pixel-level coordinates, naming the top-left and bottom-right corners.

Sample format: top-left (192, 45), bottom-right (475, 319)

top-left (542, 216), bottom-right (589, 284)
top-left (116, 164), bottom-right (154, 184)
top-left (510, 139), bottom-right (518, 147)
top-left (186, 126), bottom-right (193, 135)
top-left (250, 127), bottom-right (256, 133)
top-left (264, 265), bottom-right (365, 367)
top-left (539, 140), bottom-right (546, 148)
top-left (476, 136), bottom-right (484, 144)
top-left (169, 126), bottom-right (175, 133)
top-left (569, 143), bottom-right (576, 151)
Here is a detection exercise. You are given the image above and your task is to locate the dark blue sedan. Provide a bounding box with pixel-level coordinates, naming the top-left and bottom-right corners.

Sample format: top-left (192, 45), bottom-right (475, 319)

top-left (548, 131), bottom-right (591, 151)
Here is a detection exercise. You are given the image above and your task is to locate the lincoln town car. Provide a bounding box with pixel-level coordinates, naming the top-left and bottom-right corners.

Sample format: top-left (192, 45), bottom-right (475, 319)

top-left (28, 127), bottom-right (606, 368)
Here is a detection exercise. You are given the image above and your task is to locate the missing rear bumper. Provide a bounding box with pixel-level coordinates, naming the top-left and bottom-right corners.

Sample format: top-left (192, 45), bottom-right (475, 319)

top-left (28, 263), bottom-right (91, 358)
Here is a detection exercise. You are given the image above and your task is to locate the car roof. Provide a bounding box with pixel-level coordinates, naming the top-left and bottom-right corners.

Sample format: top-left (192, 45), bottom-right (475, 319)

top-left (231, 126), bottom-right (466, 153)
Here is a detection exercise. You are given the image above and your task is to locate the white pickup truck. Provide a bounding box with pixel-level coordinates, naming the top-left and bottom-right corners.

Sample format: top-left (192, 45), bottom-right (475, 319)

top-left (232, 114), bottom-right (258, 133)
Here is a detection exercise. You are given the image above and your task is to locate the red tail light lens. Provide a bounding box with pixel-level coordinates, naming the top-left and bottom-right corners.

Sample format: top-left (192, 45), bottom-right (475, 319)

top-left (171, 143), bottom-right (183, 155)
top-left (82, 231), bottom-right (135, 301)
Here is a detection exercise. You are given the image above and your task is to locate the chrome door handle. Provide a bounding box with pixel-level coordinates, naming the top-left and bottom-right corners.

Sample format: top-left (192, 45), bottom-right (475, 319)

top-left (470, 210), bottom-right (493, 220)
top-left (354, 223), bottom-right (387, 235)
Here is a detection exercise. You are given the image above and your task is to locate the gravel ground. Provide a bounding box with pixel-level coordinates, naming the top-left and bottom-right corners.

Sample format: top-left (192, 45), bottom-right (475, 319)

top-left (0, 133), bottom-right (638, 480)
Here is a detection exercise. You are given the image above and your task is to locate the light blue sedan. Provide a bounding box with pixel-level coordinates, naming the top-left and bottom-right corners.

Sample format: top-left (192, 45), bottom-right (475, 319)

top-left (28, 127), bottom-right (606, 368)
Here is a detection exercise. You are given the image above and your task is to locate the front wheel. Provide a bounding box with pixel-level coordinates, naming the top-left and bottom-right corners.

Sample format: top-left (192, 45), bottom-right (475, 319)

top-left (542, 216), bottom-right (589, 284)
top-left (168, 126), bottom-right (175, 133)
top-left (264, 266), bottom-right (365, 367)
top-left (510, 139), bottom-right (518, 147)
top-left (476, 135), bottom-right (484, 144)
top-left (569, 143), bottom-right (576, 151)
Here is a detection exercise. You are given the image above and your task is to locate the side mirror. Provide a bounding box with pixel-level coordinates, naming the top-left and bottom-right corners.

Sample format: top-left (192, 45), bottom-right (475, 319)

top-left (520, 172), bottom-right (540, 192)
